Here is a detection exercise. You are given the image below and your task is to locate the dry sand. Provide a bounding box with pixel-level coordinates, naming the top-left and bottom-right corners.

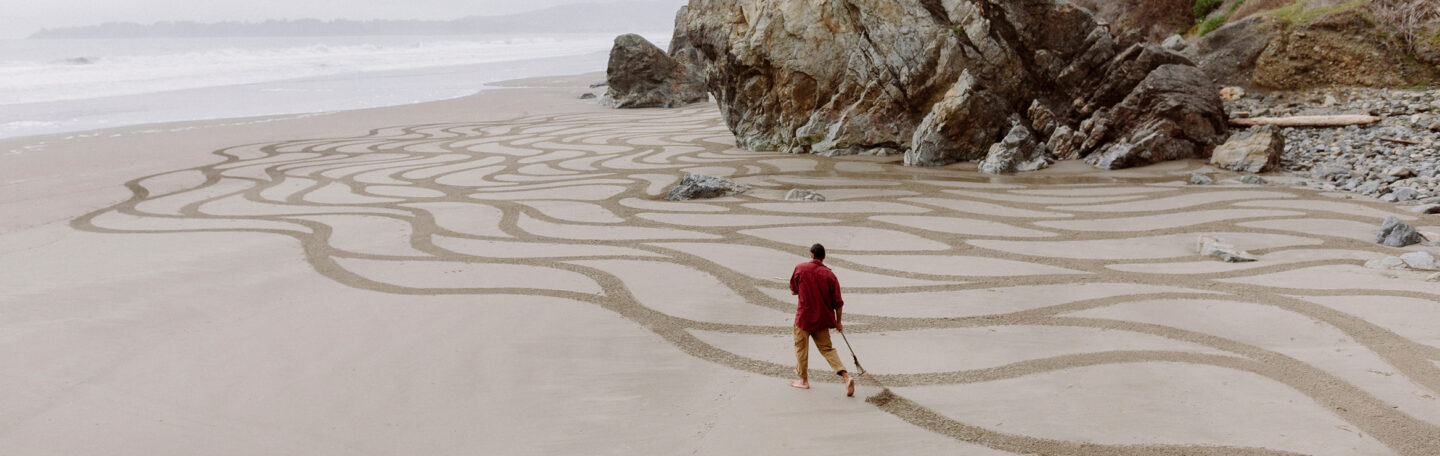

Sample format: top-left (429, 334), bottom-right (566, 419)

top-left (3, 73), bottom-right (1439, 455)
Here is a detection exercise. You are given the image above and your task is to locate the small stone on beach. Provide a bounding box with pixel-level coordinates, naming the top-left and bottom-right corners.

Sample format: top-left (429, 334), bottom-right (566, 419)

top-left (784, 189), bottom-right (827, 202)
top-left (666, 173), bottom-right (751, 201)
top-left (1376, 215), bottom-right (1427, 247)
top-left (1198, 236), bottom-right (1257, 263)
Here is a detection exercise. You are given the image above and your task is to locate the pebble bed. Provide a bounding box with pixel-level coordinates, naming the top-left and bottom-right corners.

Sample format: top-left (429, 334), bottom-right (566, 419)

top-left (1225, 87), bottom-right (1440, 203)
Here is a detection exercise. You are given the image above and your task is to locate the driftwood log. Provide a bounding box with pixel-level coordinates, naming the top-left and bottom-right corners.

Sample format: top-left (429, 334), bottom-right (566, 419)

top-left (1229, 115), bottom-right (1382, 128)
top-left (1380, 137), bottom-right (1424, 145)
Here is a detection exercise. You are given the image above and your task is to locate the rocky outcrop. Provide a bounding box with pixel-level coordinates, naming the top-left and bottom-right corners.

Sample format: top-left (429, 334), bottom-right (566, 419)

top-left (603, 34), bottom-right (707, 108)
top-left (672, 0), bottom-right (1227, 170)
top-left (1081, 64), bottom-right (1229, 170)
top-left (979, 121), bottom-right (1051, 174)
top-left (1071, 0), bottom-right (1193, 42)
top-left (1193, 16), bottom-right (1277, 88)
top-left (1210, 126), bottom-right (1283, 173)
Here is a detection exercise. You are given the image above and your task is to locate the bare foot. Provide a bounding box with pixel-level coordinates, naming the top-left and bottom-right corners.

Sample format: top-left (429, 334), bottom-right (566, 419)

top-left (845, 375), bottom-right (855, 397)
top-left (790, 380), bottom-right (810, 389)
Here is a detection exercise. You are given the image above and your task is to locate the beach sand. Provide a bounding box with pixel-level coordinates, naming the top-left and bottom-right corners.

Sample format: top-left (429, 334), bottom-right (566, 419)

top-left (2, 73), bottom-right (1438, 455)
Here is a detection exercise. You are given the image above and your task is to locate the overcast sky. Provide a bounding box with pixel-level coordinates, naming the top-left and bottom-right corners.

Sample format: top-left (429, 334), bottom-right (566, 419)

top-left (3, 0), bottom-right (675, 38)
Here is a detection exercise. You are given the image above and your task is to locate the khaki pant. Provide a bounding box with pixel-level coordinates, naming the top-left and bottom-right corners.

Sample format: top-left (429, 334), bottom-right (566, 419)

top-left (794, 326), bottom-right (847, 382)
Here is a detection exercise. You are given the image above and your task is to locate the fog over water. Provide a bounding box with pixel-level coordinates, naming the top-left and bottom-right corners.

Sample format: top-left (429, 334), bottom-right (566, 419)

top-left (0, 1), bottom-right (686, 139)
top-left (4, 0), bottom-right (686, 39)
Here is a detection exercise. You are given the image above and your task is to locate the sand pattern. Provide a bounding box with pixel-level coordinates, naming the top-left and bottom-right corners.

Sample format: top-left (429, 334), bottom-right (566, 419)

top-left (74, 106), bottom-right (1440, 455)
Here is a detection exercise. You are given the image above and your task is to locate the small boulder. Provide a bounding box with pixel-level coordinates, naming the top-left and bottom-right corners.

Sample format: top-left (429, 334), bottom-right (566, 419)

top-left (980, 122), bottom-right (1051, 174)
top-left (1240, 175), bottom-right (1267, 185)
top-left (1399, 251), bottom-right (1439, 271)
top-left (784, 189), bottom-right (826, 202)
top-left (1377, 215), bottom-right (1428, 247)
top-left (1219, 86), bottom-right (1246, 101)
top-left (579, 93), bottom-right (597, 100)
top-left (666, 174), bottom-right (750, 201)
top-left (1198, 236), bottom-right (1257, 262)
top-left (1364, 256), bottom-right (1408, 270)
top-left (1210, 126), bottom-right (1284, 173)
top-left (1430, 120), bottom-right (1440, 133)
top-left (1189, 173), bottom-right (1214, 185)
top-left (1393, 188), bottom-right (1420, 202)
top-left (1161, 35), bottom-right (1187, 52)
top-left (1387, 166), bottom-right (1415, 178)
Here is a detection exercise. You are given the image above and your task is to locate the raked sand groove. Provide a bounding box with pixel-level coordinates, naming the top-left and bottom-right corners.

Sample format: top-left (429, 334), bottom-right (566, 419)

top-left (74, 105), bottom-right (1440, 455)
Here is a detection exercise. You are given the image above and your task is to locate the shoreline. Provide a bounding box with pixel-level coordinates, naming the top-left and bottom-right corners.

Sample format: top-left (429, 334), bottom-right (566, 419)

top-left (0, 33), bottom-right (660, 141)
top-left (1, 69), bottom-right (610, 149)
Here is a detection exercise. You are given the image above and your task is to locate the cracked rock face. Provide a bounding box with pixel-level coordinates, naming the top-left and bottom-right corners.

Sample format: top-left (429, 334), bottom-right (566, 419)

top-left (979, 121), bottom-right (1051, 174)
top-left (672, 0), bottom-right (1228, 170)
top-left (1210, 126), bottom-right (1284, 173)
top-left (1377, 215), bottom-right (1427, 248)
top-left (665, 173), bottom-right (750, 201)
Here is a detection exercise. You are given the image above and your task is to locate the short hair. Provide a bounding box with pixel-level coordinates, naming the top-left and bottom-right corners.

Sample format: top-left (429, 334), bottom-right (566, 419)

top-left (810, 243), bottom-right (826, 260)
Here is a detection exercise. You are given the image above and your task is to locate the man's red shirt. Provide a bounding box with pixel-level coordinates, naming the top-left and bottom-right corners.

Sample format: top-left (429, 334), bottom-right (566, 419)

top-left (790, 259), bottom-right (843, 333)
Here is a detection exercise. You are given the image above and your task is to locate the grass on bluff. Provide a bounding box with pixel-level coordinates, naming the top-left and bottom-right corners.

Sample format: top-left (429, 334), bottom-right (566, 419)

top-left (1269, 0), bottom-right (1367, 25)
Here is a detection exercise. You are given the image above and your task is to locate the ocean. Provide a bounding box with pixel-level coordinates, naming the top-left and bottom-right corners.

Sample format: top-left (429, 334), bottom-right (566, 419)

top-left (0, 32), bottom-right (669, 140)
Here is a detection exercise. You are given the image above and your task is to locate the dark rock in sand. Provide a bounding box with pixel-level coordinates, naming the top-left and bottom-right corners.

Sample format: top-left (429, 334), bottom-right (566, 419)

top-left (1377, 215), bottom-right (1427, 247)
top-left (666, 174), bottom-right (750, 201)
top-left (579, 93), bottom-right (597, 100)
top-left (603, 34), bottom-right (707, 109)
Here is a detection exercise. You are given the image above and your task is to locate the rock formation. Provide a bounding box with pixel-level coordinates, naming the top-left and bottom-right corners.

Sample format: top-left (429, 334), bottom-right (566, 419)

top-left (666, 174), bottom-right (750, 201)
top-left (671, 0), bottom-right (1228, 170)
top-left (979, 121), bottom-right (1050, 174)
top-left (1377, 216), bottom-right (1427, 248)
top-left (1210, 126), bottom-right (1283, 173)
top-left (603, 33), bottom-right (708, 108)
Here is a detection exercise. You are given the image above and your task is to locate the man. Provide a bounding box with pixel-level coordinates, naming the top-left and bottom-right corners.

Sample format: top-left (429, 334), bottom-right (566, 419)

top-left (789, 243), bottom-right (855, 397)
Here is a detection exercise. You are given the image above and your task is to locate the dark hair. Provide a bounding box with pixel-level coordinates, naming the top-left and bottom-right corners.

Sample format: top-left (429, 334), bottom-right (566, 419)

top-left (810, 243), bottom-right (826, 260)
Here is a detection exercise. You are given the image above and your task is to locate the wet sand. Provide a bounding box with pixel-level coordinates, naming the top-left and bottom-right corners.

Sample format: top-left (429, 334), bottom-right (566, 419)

top-left (2, 73), bottom-right (1439, 455)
